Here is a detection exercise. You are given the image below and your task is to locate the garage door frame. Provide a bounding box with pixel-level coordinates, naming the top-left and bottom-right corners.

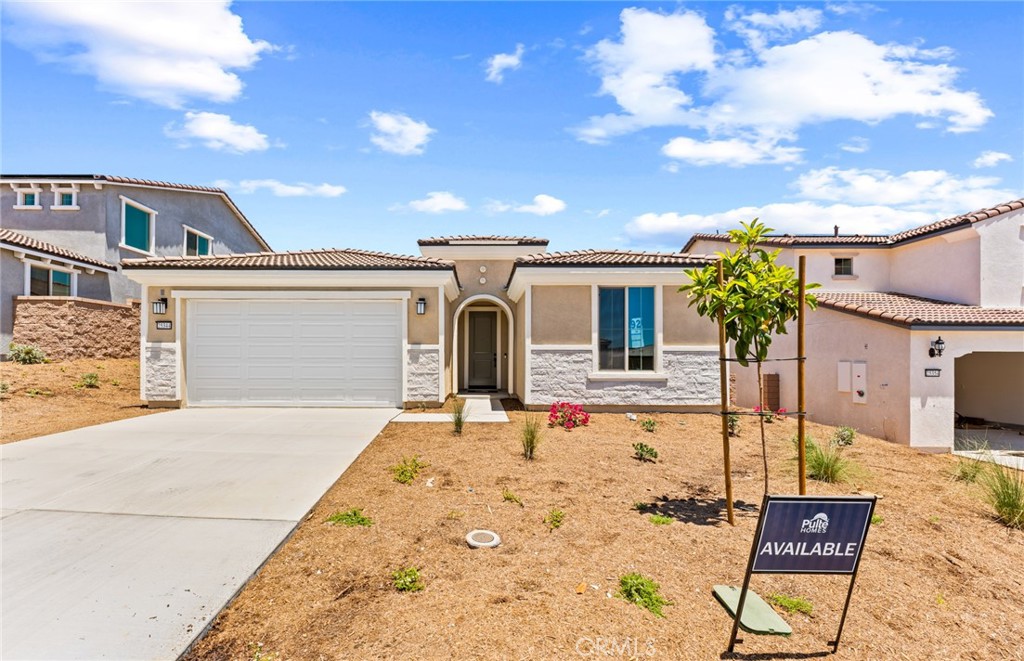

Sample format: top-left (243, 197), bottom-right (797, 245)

top-left (176, 290), bottom-right (409, 407)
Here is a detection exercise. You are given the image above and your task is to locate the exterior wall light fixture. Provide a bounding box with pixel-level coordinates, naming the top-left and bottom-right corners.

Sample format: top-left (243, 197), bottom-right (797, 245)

top-left (416, 297), bottom-right (426, 315)
top-left (929, 336), bottom-right (945, 358)
top-left (152, 297), bottom-right (168, 315)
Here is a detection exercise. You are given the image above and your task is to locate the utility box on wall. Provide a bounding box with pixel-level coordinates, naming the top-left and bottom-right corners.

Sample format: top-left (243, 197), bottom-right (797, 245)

top-left (761, 373), bottom-right (780, 412)
top-left (851, 362), bottom-right (867, 404)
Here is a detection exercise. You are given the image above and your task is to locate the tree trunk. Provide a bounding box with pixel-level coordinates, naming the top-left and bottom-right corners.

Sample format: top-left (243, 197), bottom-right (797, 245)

top-left (757, 359), bottom-right (769, 494)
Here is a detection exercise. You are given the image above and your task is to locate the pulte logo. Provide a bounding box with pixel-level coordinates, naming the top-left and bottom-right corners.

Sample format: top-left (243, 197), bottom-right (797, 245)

top-left (800, 512), bottom-right (829, 534)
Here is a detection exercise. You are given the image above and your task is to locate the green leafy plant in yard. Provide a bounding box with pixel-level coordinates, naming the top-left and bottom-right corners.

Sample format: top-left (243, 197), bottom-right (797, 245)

top-left (249, 642), bottom-right (280, 661)
top-left (110, 379), bottom-right (121, 387)
top-left (8, 343), bottom-right (46, 365)
top-left (502, 488), bottom-right (524, 507)
top-left (727, 413), bottom-right (740, 437)
top-left (632, 442), bottom-right (658, 463)
top-left (633, 502), bottom-right (652, 512)
top-left (768, 593), bottom-right (813, 615)
top-left (446, 509), bottom-right (464, 520)
top-left (544, 509), bottom-right (565, 531)
top-left (0, 381), bottom-right (9, 395)
top-left (617, 573), bottom-right (671, 618)
top-left (649, 514), bottom-right (673, 526)
top-left (980, 462), bottom-right (1024, 530)
top-left (800, 435), bottom-right (851, 483)
top-left (392, 567), bottom-right (424, 592)
top-left (521, 413), bottom-right (542, 460)
top-left (326, 508), bottom-right (374, 527)
top-left (640, 418), bottom-right (657, 433)
top-left (870, 514), bottom-right (884, 525)
top-left (450, 398), bottom-right (466, 434)
top-left (390, 456), bottom-right (429, 485)
top-left (832, 426), bottom-right (857, 446)
top-left (75, 373), bottom-right (100, 389)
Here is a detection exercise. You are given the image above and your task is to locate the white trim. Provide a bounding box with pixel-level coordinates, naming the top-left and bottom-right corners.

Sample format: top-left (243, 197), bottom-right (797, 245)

top-left (120, 194), bottom-right (157, 255)
top-left (591, 284), bottom-right (599, 374)
top-left (531, 344), bottom-right (593, 351)
top-left (49, 183), bottom-right (80, 210)
top-left (450, 294), bottom-right (515, 396)
top-left (182, 225), bottom-right (215, 257)
top-left (170, 289), bottom-right (412, 301)
top-left (437, 285), bottom-right (445, 401)
top-left (409, 343), bottom-right (441, 350)
top-left (655, 284), bottom-right (664, 372)
top-left (524, 285), bottom-right (532, 404)
top-left (50, 205), bottom-right (81, 211)
top-left (12, 205), bottom-right (43, 211)
top-left (592, 285), bottom-right (660, 374)
top-left (124, 268), bottom-right (460, 296)
top-left (118, 243), bottom-right (156, 257)
top-left (588, 371), bottom-right (669, 382)
top-left (420, 244), bottom-right (547, 260)
top-left (662, 345), bottom-right (718, 352)
top-left (174, 295), bottom-right (183, 402)
top-left (21, 260), bottom-right (77, 296)
top-left (401, 297), bottom-right (409, 403)
top-left (0, 242), bottom-right (116, 273)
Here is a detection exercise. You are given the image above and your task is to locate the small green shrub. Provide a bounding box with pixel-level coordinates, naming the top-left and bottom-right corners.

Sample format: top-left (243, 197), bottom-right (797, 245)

top-left (544, 509), bottom-right (565, 531)
top-left (110, 379), bottom-right (121, 387)
top-left (0, 381), bottom-right (9, 395)
top-left (768, 593), bottom-right (813, 615)
top-left (727, 413), bottom-right (740, 437)
top-left (390, 455), bottom-right (429, 485)
top-left (450, 398), bottom-right (466, 434)
top-left (521, 413), bottom-right (542, 460)
top-left (632, 442), bottom-right (658, 462)
top-left (617, 573), bottom-right (671, 617)
top-left (649, 514), bottom-right (673, 526)
top-left (392, 567), bottom-right (425, 592)
top-left (8, 343), bottom-right (45, 365)
top-left (832, 426), bottom-right (856, 446)
top-left (640, 418), bottom-right (657, 433)
top-left (802, 436), bottom-right (851, 483)
top-left (870, 514), bottom-right (884, 525)
top-left (502, 488), bottom-right (523, 507)
top-left (953, 456), bottom-right (986, 483)
top-left (632, 501), bottom-right (651, 512)
top-left (249, 642), bottom-right (280, 661)
top-left (980, 462), bottom-right (1024, 530)
top-left (76, 372), bottom-right (100, 389)
top-left (327, 508), bottom-right (374, 527)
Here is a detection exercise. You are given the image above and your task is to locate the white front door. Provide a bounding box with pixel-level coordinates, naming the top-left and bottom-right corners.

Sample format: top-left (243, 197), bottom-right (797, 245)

top-left (186, 299), bottom-right (402, 406)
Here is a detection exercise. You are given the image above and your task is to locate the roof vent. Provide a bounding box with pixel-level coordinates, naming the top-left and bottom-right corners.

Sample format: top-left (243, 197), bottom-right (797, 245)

top-left (834, 225), bottom-right (840, 237)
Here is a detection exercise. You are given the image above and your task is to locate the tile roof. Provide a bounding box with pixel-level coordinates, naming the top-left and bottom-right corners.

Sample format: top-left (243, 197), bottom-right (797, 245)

top-left (417, 235), bottom-right (549, 246)
top-left (2, 174), bottom-right (271, 251)
top-left (514, 249), bottom-right (717, 267)
top-left (815, 291), bottom-right (1024, 327)
top-left (121, 247), bottom-right (456, 271)
top-left (681, 199), bottom-right (1024, 252)
top-left (0, 229), bottom-right (116, 270)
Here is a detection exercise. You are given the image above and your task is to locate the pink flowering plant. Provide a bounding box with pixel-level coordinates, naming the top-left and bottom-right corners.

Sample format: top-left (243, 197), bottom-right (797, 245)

top-left (548, 402), bottom-right (590, 430)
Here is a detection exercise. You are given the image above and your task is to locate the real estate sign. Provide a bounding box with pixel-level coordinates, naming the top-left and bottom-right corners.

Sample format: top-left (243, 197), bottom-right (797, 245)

top-left (751, 497), bottom-right (874, 574)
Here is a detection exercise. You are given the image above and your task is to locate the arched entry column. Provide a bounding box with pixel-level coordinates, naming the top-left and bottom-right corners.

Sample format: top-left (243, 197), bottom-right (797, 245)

top-left (451, 294), bottom-right (514, 395)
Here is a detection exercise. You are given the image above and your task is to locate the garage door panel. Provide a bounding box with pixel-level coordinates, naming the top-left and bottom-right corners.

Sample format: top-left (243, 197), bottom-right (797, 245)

top-left (187, 298), bottom-right (402, 407)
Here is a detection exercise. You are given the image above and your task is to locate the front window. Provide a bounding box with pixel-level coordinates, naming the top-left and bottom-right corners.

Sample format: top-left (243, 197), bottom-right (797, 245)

top-left (834, 257), bottom-right (853, 276)
top-left (14, 189), bottom-right (41, 208)
top-left (121, 196), bottom-right (156, 254)
top-left (598, 286), bottom-right (655, 371)
top-left (185, 228), bottom-right (212, 256)
top-left (51, 187), bottom-right (78, 209)
top-left (29, 266), bottom-right (72, 296)
top-left (60, 192), bottom-right (74, 206)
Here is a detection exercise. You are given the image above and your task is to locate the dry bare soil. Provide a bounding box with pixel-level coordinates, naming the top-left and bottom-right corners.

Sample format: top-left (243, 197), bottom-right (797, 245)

top-left (1, 358), bottom-right (162, 443)
top-left (187, 411), bottom-right (1023, 660)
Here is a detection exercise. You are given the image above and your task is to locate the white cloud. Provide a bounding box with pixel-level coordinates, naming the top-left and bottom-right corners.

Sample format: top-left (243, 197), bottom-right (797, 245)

top-left (216, 179), bottom-right (346, 197)
top-left (792, 166), bottom-right (1019, 212)
top-left (514, 194), bottom-right (567, 216)
top-left (971, 150), bottom-right (1013, 169)
top-left (662, 136), bottom-right (803, 166)
top-left (595, 209), bottom-right (611, 218)
top-left (839, 136), bottom-right (870, 153)
top-left (485, 43), bottom-right (525, 83)
top-left (4, 1), bottom-right (272, 108)
top-left (577, 8), bottom-right (992, 154)
top-left (368, 111), bottom-right (435, 155)
top-left (164, 112), bottom-right (269, 153)
top-left (397, 191), bottom-right (468, 214)
top-left (483, 200), bottom-right (514, 214)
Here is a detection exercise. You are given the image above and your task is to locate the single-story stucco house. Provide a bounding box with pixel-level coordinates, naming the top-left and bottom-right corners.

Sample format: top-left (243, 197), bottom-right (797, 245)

top-left (685, 199), bottom-right (1024, 452)
top-left (122, 236), bottom-right (723, 411)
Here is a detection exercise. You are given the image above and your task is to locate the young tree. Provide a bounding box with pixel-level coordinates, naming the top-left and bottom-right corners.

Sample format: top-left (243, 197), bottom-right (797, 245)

top-left (681, 220), bottom-right (818, 494)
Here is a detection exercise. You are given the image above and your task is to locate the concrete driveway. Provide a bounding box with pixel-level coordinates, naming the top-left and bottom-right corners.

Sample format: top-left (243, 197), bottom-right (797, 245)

top-left (1, 408), bottom-right (396, 660)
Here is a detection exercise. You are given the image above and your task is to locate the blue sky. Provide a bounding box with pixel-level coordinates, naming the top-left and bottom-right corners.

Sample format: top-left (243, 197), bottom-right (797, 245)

top-left (2, 1), bottom-right (1022, 254)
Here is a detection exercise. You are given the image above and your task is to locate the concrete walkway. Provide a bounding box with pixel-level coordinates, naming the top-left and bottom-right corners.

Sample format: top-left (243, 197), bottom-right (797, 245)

top-left (392, 393), bottom-right (509, 423)
top-left (1, 408), bottom-right (396, 660)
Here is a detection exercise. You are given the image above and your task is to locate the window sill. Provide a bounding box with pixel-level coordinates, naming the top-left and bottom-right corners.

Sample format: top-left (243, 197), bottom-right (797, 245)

top-left (50, 205), bottom-right (81, 211)
top-left (119, 243), bottom-right (155, 257)
top-left (588, 371), bottom-right (669, 382)
top-left (832, 274), bottom-right (858, 281)
top-left (13, 205), bottom-right (42, 210)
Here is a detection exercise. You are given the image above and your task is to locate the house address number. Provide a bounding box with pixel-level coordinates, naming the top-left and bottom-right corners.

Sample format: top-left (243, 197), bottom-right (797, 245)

top-left (924, 368), bottom-right (941, 377)
top-left (156, 321), bottom-right (173, 331)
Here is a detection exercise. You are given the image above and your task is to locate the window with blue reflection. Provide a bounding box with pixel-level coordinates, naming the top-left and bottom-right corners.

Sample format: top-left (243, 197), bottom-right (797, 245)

top-left (628, 286), bottom-right (655, 371)
top-left (598, 287), bottom-right (624, 369)
top-left (598, 286), bottom-right (655, 371)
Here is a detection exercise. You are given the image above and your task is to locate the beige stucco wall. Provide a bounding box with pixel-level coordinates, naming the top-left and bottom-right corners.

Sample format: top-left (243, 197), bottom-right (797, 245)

top-left (531, 285), bottom-right (591, 344)
top-left (453, 259), bottom-right (514, 306)
top-left (662, 285), bottom-right (717, 345)
top-left (955, 352), bottom-right (1024, 426)
top-left (408, 287), bottom-right (440, 345)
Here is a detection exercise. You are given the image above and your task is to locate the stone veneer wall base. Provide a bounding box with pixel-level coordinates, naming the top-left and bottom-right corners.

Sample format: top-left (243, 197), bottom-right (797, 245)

top-left (406, 347), bottom-right (441, 403)
top-left (144, 343), bottom-right (178, 401)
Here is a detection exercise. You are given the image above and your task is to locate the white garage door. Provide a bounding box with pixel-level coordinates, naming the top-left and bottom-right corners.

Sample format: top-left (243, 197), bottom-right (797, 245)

top-left (187, 299), bottom-right (402, 407)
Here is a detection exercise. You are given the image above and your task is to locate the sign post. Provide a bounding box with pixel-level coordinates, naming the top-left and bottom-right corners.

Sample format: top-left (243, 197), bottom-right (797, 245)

top-left (727, 495), bottom-right (876, 654)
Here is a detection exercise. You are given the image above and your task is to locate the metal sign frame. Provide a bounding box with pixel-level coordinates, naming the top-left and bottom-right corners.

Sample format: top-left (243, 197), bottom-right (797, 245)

top-left (727, 494), bottom-right (877, 654)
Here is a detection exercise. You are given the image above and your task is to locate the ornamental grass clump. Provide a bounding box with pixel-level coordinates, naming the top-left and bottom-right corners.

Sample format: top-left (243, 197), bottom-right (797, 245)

top-left (548, 402), bottom-right (590, 430)
top-left (802, 436), bottom-right (850, 483)
top-left (521, 413), bottom-right (542, 460)
top-left (981, 462), bottom-right (1024, 530)
top-left (450, 398), bottom-right (466, 434)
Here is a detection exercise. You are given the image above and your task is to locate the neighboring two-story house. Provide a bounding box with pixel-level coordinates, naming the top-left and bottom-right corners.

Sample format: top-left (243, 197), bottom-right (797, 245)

top-left (1, 175), bottom-right (271, 358)
top-left (684, 199), bottom-right (1024, 452)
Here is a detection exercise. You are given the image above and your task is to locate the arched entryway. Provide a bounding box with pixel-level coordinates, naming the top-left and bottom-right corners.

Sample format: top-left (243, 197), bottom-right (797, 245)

top-left (451, 294), bottom-right (514, 394)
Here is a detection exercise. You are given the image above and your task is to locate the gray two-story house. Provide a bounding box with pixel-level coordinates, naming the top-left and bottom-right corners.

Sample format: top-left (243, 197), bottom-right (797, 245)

top-left (1, 174), bottom-right (271, 356)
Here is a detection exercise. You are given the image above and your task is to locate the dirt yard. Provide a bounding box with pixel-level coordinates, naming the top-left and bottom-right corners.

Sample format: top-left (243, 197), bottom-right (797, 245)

top-left (0, 358), bottom-right (163, 443)
top-left (184, 409), bottom-right (1023, 660)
